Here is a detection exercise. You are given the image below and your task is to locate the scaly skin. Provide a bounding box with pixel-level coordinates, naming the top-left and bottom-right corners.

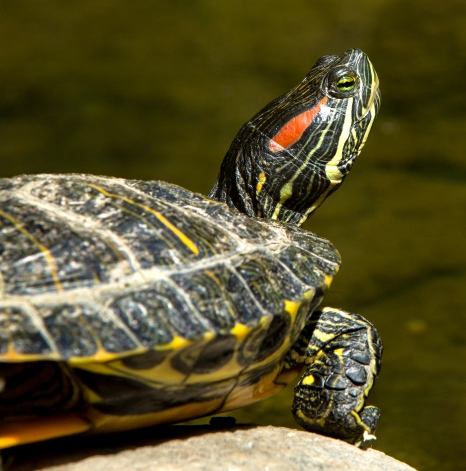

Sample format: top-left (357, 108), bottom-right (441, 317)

top-left (287, 308), bottom-right (383, 446)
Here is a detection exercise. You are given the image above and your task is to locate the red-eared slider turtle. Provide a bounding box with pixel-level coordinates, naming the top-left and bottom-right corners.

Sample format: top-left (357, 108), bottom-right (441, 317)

top-left (0, 48), bottom-right (381, 450)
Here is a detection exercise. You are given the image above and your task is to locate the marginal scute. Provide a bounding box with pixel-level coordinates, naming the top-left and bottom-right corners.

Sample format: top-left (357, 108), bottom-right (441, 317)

top-left (276, 244), bottom-right (337, 290)
top-left (39, 303), bottom-right (139, 359)
top-left (0, 306), bottom-right (52, 357)
top-left (108, 283), bottom-right (185, 347)
top-left (285, 293), bottom-right (315, 342)
top-left (171, 265), bottom-right (239, 331)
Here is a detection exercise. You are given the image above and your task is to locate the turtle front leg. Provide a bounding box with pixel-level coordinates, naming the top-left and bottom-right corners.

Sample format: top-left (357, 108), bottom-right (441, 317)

top-left (288, 307), bottom-right (382, 447)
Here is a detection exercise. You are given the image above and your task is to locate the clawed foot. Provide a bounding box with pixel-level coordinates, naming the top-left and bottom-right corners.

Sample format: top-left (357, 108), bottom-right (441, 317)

top-left (290, 307), bottom-right (383, 446)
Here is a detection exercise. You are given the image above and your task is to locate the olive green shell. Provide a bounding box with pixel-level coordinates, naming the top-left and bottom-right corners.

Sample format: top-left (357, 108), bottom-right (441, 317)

top-left (0, 173), bottom-right (340, 365)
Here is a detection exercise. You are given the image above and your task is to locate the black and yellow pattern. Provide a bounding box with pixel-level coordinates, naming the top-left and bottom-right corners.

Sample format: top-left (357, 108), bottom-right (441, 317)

top-left (290, 308), bottom-right (383, 446)
top-left (0, 49), bottom-right (381, 449)
top-left (210, 48), bottom-right (380, 225)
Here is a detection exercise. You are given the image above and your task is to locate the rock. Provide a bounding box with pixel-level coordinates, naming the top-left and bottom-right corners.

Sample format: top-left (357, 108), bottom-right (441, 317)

top-left (4, 424), bottom-right (417, 471)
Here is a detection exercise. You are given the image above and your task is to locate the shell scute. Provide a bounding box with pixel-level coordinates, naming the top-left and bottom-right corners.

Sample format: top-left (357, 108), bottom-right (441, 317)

top-left (0, 306), bottom-right (52, 358)
top-left (0, 198), bottom-right (133, 296)
top-left (171, 264), bottom-right (240, 332)
top-left (40, 304), bottom-right (98, 358)
top-left (108, 280), bottom-right (208, 348)
top-left (39, 303), bottom-right (140, 359)
top-left (27, 175), bottom-right (239, 270)
top-left (276, 244), bottom-right (337, 290)
top-left (127, 180), bottom-right (208, 207)
top-left (234, 250), bottom-right (308, 315)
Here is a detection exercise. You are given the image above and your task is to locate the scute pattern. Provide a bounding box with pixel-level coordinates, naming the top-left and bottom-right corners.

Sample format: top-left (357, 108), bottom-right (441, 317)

top-left (0, 174), bottom-right (340, 361)
top-left (40, 303), bottom-right (140, 357)
top-left (0, 306), bottom-right (51, 356)
top-left (109, 281), bottom-right (195, 347)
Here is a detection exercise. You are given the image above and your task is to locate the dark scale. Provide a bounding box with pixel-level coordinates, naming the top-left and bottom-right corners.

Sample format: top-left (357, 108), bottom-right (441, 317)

top-left (0, 49), bottom-right (382, 450)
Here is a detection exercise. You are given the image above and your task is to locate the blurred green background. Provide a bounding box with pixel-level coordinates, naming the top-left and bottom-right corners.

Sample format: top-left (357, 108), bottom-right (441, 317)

top-left (1, 1), bottom-right (465, 470)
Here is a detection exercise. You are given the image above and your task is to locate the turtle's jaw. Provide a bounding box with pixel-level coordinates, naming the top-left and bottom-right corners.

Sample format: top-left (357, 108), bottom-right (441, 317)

top-left (331, 84), bottom-right (380, 178)
top-left (326, 52), bottom-right (380, 177)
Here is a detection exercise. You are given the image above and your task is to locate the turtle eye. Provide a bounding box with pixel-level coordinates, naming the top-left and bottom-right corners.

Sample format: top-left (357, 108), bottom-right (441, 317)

top-left (324, 68), bottom-right (359, 98)
top-left (336, 75), bottom-right (356, 93)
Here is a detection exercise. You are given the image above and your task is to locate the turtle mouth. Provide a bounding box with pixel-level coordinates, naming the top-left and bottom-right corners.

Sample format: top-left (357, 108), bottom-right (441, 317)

top-left (324, 85), bottom-right (381, 183)
top-left (357, 76), bottom-right (381, 124)
top-left (331, 83), bottom-right (380, 173)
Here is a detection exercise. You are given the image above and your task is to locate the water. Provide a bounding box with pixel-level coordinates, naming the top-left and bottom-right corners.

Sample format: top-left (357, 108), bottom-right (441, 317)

top-left (1, 2), bottom-right (465, 469)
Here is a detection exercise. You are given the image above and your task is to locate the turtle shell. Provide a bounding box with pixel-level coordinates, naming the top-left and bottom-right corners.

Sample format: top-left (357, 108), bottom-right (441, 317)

top-left (0, 173), bottom-right (340, 445)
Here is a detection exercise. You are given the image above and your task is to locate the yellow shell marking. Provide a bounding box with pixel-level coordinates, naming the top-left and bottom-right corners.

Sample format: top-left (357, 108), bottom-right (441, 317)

top-left (230, 322), bottom-right (252, 342)
top-left (0, 209), bottom-right (63, 291)
top-left (158, 335), bottom-right (192, 351)
top-left (0, 413), bottom-right (98, 449)
top-left (323, 273), bottom-right (334, 288)
top-left (284, 299), bottom-right (301, 322)
top-left (0, 347), bottom-right (60, 363)
top-left (86, 184), bottom-right (199, 255)
top-left (284, 289), bottom-right (314, 322)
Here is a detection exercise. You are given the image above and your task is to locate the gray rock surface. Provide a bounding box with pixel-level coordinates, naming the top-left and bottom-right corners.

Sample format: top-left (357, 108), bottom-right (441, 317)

top-left (4, 424), bottom-right (417, 471)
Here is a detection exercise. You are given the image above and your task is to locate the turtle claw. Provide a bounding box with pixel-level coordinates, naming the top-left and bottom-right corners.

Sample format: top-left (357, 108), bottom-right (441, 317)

top-left (355, 430), bottom-right (377, 449)
top-left (360, 405), bottom-right (381, 434)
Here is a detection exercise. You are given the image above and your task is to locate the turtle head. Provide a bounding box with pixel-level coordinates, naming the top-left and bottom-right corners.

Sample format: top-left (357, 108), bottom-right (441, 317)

top-left (209, 48), bottom-right (380, 226)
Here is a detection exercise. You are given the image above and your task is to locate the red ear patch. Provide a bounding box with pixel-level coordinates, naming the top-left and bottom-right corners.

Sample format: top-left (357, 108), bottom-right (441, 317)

top-left (269, 97), bottom-right (328, 152)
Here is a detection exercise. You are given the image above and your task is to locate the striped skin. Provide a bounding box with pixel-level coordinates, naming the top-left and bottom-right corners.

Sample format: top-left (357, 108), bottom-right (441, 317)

top-left (0, 50), bottom-right (381, 449)
top-left (210, 49), bottom-right (380, 226)
top-left (289, 308), bottom-right (383, 446)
